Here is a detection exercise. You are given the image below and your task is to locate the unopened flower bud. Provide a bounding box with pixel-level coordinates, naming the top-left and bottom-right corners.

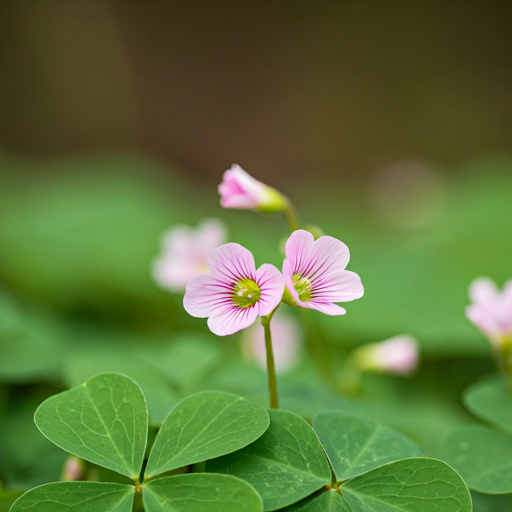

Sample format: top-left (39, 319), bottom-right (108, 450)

top-left (218, 165), bottom-right (287, 213)
top-left (355, 335), bottom-right (419, 375)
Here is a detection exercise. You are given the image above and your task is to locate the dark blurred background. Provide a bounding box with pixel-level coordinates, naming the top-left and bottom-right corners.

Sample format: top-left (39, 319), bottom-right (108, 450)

top-left (0, 2), bottom-right (512, 507)
top-left (1, 1), bottom-right (511, 185)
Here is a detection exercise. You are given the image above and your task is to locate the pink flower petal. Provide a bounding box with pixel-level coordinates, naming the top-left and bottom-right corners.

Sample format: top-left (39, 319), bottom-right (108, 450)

top-left (284, 229), bottom-right (315, 273)
top-left (183, 274), bottom-right (233, 318)
top-left (206, 243), bottom-right (256, 281)
top-left (311, 270), bottom-right (364, 303)
top-left (208, 305), bottom-right (259, 336)
top-left (469, 277), bottom-right (499, 305)
top-left (308, 302), bottom-right (347, 316)
top-left (255, 263), bottom-right (286, 316)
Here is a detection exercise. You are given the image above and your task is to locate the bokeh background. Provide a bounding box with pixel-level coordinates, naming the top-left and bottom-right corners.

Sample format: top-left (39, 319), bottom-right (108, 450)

top-left (1, 1), bottom-right (511, 510)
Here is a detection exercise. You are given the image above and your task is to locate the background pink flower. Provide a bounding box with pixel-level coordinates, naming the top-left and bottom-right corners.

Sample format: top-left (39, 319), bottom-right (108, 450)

top-left (359, 335), bottom-right (420, 375)
top-left (466, 277), bottom-right (512, 348)
top-left (152, 218), bottom-right (227, 291)
top-left (218, 164), bottom-right (286, 211)
top-left (283, 229), bottom-right (364, 315)
top-left (183, 242), bottom-right (285, 336)
top-left (242, 309), bottom-right (303, 373)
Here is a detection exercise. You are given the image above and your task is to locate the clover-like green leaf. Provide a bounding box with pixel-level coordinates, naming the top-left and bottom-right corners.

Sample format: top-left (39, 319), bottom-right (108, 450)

top-left (145, 391), bottom-right (269, 478)
top-left (341, 458), bottom-right (472, 512)
top-left (443, 424), bottom-right (512, 494)
top-left (143, 474), bottom-right (263, 512)
top-left (464, 378), bottom-right (512, 436)
top-left (313, 410), bottom-right (423, 480)
top-left (280, 489), bottom-right (351, 512)
top-left (9, 482), bottom-right (134, 512)
top-left (207, 409), bottom-right (332, 511)
top-left (35, 373), bottom-right (148, 479)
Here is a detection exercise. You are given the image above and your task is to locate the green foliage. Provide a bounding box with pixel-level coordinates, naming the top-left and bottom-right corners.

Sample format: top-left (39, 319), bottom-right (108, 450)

top-left (280, 489), bottom-right (350, 512)
top-left (313, 410), bottom-right (423, 479)
top-left (143, 474), bottom-right (263, 512)
top-left (9, 482), bottom-right (134, 512)
top-left (207, 409), bottom-right (332, 510)
top-left (35, 373), bottom-right (148, 479)
top-left (443, 376), bottom-right (512, 495)
top-left (464, 378), bottom-right (512, 436)
top-left (11, 373), bottom-right (268, 512)
top-left (341, 458), bottom-right (472, 512)
top-left (444, 425), bottom-right (512, 494)
top-left (208, 408), bottom-right (471, 511)
top-left (146, 391), bottom-right (270, 477)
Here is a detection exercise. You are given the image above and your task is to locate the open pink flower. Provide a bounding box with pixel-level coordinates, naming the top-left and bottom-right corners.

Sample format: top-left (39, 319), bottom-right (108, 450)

top-left (183, 243), bottom-right (285, 336)
top-left (466, 277), bottom-right (512, 348)
top-left (218, 164), bottom-right (286, 212)
top-left (282, 229), bottom-right (364, 315)
top-left (152, 218), bottom-right (227, 292)
top-left (358, 335), bottom-right (419, 375)
top-left (242, 309), bottom-right (303, 373)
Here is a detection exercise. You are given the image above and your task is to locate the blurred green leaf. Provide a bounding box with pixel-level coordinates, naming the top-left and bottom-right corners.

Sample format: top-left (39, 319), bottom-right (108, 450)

top-left (143, 474), bottom-right (263, 512)
top-left (0, 288), bottom-right (67, 383)
top-left (464, 376), bottom-right (512, 436)
top-left (312, 410), bottom-right (423, 480)
top-left (443, 424), bottom-right (512, 494)
top-left (9, 482), bottom-right (134, 512)
top-left (143, 334), bottom-right (223, 392)
top-left (145, 391), bottom-right (269, 478)
top-left (0, 491), bottom-right (23, 512)
top-left (207, 409), bottom-right (331, 511)
top-left (0, 401), bottom-right (66, 490)
top-left (341, 458), bottom-right (472, 511)
top-left (62, 339), bottom-right (180, 426)
top-left (471, 491), bottom-right (512, 512)
top-left (35, 373), bottom-right (148, 479)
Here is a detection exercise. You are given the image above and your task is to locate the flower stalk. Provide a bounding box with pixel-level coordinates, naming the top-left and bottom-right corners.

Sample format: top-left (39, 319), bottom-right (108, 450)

top-left (262, 310), bottom-right (280, 409)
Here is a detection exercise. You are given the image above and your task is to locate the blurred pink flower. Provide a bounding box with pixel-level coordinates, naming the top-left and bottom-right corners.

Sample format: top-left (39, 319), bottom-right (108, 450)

top-left (152, 218), bottom-right (227, 292)
top-left (183, 243), bottom-right (285, 336)
top-left (282, 229), bottom-right (364, 315)
top-left (465, 277), bottom-right (512, 348)
top-left (360, 335), bottom-right (419, 375)
top-left (242, 310), bottom-right (303, 373)
top-left (62, 457), bottom-right (83, 481)
top-left (218, 164), bottom-right (286, 212)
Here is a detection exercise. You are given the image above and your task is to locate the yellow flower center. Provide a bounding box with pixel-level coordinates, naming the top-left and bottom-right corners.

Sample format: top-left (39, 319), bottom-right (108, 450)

top-left (292, 273), bottom-right (313, 302)
top-left (232, 278), bottom-right (261, 308)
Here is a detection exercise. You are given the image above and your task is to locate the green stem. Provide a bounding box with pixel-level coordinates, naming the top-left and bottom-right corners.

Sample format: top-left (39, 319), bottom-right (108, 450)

top-left (262, 316), bottom-right (279, 409)
top-left (499, 338), bottom-right (512, 391)
top-left (283, 199), bottom-right (300, 232)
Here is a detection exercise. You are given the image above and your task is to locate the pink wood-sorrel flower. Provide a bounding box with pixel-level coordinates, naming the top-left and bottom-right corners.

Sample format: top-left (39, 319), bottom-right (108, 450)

top-left (152, 218), bottom-right (227, 292)
top-left (282, 229), bottom-right (364, 315)
top-left (466, 277), bottom-right (512, 348)
top-left (218, 164), bottom-right (287, 212)
top-left (242, 309), bottom-right (303, 373)
top-left (358, 335), bottom-right (419, 375)
top-left (183, 243), bottom-right (285, 336)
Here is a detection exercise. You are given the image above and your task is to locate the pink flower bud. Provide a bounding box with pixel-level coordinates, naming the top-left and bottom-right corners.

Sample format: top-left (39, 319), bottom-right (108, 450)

top-left (242, 310), bottom-right (303, 373)
top-left (218, 165), bottom-right (286, 212)
top-left (465, 277), bottom-right (512, 349)
top-left (62, 457), bottom-right (82, 481)
top-left (358, 335), bottom-right (419, 375)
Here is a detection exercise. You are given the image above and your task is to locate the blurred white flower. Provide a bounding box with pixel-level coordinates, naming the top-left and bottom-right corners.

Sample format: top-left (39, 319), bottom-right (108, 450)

top-left (242, 309), bottom-right (303, 373)
top-left (152, 218), bottom-right (227, 292)
top-left (356, 334), bottom-right (420, 375)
